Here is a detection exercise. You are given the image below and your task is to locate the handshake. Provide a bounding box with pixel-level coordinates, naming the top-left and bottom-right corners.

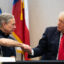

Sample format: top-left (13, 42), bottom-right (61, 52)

top-left (0, 38), bottom-right (32, 54)
top-left (21, 43), bottom-right (32, 54)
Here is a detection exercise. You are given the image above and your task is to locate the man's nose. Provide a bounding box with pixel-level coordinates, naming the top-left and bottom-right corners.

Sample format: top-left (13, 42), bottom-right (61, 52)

top-left (58, 21), bottom-right (61, 26)
top-left (14, 25), bottom-right (16, 29)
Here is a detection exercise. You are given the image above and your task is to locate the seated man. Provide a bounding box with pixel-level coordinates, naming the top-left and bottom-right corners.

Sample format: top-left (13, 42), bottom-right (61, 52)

top-left (0, 13), bottom-right (16, 57)
top-left (0, 13), bottom-right (31, 57)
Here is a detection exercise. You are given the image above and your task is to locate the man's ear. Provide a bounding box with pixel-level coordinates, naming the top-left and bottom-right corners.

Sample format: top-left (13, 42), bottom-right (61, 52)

top-left (2, 22), bottom-right (6, 27)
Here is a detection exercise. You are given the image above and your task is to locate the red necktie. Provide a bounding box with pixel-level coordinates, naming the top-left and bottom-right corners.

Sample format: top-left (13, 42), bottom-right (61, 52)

top-left (57, 34), bottom-right (64, 60)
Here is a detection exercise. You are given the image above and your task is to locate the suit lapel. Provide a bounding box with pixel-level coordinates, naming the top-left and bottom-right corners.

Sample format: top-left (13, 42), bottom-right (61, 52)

top-left (54, 29), bottom-right (60, 48)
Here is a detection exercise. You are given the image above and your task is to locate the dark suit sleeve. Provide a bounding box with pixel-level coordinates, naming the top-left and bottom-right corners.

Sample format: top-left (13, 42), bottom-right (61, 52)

top-left (28, 28), bottom-right (49, 58)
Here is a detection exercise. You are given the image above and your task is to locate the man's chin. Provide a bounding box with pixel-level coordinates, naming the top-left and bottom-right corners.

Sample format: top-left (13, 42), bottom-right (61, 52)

top-left (8, 32), bottom-right (12, 34)
top-left (57, 28), bottom-right (61, 32)
top-left (10, 32), bottom-right (12, 34)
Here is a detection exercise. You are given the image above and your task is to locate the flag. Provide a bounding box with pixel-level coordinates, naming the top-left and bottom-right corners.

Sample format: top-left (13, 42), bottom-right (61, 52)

top-left (12, 0), bottom-right (30, 60)
top-left (0, 8), bottom-right (2, 13)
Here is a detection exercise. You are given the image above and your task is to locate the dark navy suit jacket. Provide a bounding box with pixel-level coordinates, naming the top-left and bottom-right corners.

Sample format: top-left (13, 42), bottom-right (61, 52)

top-left (29, 27), bottom-right (61, 60)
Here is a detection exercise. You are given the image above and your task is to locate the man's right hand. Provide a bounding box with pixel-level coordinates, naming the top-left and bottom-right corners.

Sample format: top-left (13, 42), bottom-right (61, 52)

top-left (22, 44), bottom-right (32, 54)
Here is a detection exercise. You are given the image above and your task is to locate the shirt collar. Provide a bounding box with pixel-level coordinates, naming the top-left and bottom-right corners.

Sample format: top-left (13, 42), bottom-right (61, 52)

top-left (0, 30), bottom-right (9, 37)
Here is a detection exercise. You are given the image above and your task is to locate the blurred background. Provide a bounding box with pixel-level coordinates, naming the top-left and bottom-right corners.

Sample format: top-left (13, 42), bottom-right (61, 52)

top-left (0, 0), bottom-right (64, 61)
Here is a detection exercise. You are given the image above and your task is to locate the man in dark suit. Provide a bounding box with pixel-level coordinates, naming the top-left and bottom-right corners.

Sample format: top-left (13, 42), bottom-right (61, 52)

top-left (29, 26), bottom-right (60, 60)
top-left (23, 11), bottom-right (64, 60)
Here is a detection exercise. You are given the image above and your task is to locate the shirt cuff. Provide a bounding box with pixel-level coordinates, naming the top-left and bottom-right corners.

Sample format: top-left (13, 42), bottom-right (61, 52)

top-left (31, 49), bottom-right (34, 56)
